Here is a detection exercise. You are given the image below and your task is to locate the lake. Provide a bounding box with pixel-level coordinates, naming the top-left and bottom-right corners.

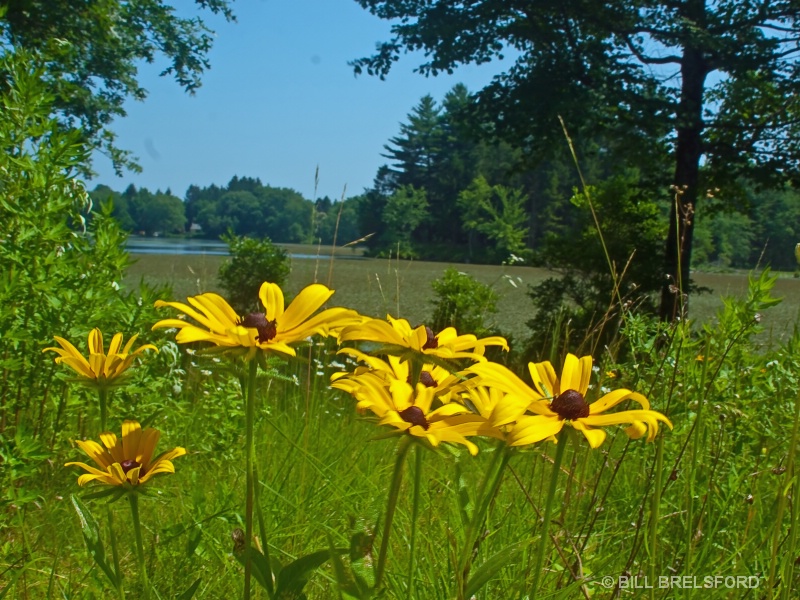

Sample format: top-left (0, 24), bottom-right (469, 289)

top-left (126, 237), bottom-right (366, 260)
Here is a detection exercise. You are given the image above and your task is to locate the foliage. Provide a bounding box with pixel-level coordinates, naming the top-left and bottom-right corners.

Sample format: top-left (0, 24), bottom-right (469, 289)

top-left (429, 268), bottom-right (499, 338)
top-left (380, 184), bottom-right (429, 258)
top-left (188, 176), bottom-right (314, 243)
top-left (218, 233), bottom-right (291, 314)
top-left (526, 172), bottom-right (666, 356)
top-left (352, 0), bottom-right (800, 318)
top-left (0, 0), bottom-right (234, 171)
top-left (458, 176), bottom-right (531, 264)
top-left (0, 50), bottom-right (166, 515)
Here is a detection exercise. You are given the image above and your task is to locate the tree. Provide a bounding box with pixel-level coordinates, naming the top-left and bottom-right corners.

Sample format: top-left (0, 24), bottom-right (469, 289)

top-left (457, 176), bottom-right (530, 263)
top-left (352, 0), bottom-right (800, 320)
top-left (381, 185), bottom-right (429, 258)
top-left (0, 0), bottom-right (234, 171)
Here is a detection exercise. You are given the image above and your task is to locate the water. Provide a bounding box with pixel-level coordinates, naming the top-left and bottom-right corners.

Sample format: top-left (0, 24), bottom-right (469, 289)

top-left (125, 237), bottom-right (365, 260)
top-left (126, 237), bottom-right (229, 255)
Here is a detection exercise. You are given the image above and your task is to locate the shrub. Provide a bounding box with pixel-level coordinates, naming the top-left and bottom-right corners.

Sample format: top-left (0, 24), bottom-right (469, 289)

top-left (218, 232), bottom-right (291, 314)
top-left (429, 268), bottom-right (499, 337)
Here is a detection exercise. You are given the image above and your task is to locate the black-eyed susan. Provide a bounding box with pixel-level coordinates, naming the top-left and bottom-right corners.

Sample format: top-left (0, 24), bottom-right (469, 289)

top-left (338, 315), bottom-right (508, 363)
top-left (152, 281), bottom-right (360, 359)
top-left (44, 328), bottom-right (157, 388)
top-left (333, 347), bottom-right (462, 401)
top-left (66, 420), bottom-right (185, 487)
top-left (331, 370), bottom-right (494, 455)
top-left (468, 353), bottom-right (672, 448)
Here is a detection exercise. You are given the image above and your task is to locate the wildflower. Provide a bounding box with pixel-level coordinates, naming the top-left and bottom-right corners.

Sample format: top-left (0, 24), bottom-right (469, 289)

top-left (152, 282), bottom-right (360, 359)
top-left (338, 315), bottom-right (508, 362)
top-left (66, 420), bottom-right (185, 487)
top-left (44, 328), bottom-right (157, 388)
top-left (467, 354), bottom-right (672, 448)
top-left (333, 347), bottom-right (461, 400)
top-left (331, 370), bottom-right (494, 455)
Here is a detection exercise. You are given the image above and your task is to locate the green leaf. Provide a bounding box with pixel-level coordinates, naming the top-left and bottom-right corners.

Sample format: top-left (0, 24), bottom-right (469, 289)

top-left (455, 460), bottom-right (473, 528)
top-left (465, 540), bottom-right (528, 598)
top-left (176, 577), bottom-right (202, 600)
top-left (70, 494), bottom-right (120, 588)
top-left (274, 549), bottom-right (334, 600)
top-left (235, 547), bottom-right (273, 594)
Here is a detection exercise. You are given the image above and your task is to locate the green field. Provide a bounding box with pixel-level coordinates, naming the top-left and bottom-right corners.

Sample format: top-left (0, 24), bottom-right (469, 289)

top-left (125, 247), bottom-right (800, 345)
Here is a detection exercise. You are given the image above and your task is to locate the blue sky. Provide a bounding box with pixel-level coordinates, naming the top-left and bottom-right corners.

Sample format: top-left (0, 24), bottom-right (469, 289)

top-left (90, 0), bottom-right (513, 201)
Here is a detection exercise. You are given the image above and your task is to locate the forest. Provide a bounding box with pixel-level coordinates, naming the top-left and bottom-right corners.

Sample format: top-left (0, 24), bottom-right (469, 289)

top-left (94, 82), bottom-right (800, 275)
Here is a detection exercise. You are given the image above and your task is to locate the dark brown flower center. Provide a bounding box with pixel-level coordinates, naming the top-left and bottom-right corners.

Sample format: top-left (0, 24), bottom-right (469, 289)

top-left (419, 371), bottom-right (437, 388)
top-left (550, 389), bottom-right (590, 420)
top-left (399, 405), bottom-right (430, 430)
top-left (421, 326), bottom-right (438, 350)
top-left (120, 459), bottom-right (141, 473)
top-left (238, 312), bottom-right (278, 343)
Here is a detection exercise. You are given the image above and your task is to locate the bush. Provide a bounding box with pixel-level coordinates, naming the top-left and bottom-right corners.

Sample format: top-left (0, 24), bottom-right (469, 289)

top-left (429, 268), bottom-right (499, 337)
top-left (218, 232), bottom-right (291, 314)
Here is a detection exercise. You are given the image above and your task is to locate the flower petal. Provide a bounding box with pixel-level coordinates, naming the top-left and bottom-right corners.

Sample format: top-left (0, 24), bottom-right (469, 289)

top-left (279, 284), bottom-right (335, 332)
top-left (571, 420), bottom-right (606, 448)
top-left (529, 361), bottom-right (557, 398)
top-left (508, 415), bottom-right (564, 446)
top-left (590, 389), bottom-right (650, 414)
top-left (88, 328), bottom-right (104, 355)
top-left (259, 282), bottom-right (286, 321)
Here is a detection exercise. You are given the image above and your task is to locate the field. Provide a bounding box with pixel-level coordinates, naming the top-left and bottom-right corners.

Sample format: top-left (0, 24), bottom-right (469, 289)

top-left (124, 246), bottom-right (800, 346)
top-left (5, 246), bottom-right (800, 600)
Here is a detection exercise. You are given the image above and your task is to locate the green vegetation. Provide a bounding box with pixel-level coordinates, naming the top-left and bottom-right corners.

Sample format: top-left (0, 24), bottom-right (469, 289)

top-left (218, 234), bottom-right (291, 314)
top-left (4, 4), bottom-right (800, 599)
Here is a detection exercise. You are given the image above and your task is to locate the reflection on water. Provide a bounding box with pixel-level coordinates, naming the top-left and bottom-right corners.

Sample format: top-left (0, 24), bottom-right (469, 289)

top-left (125, 237), bottom-right (364, 260)
top-left (127, 237), bottom-right (229, 255)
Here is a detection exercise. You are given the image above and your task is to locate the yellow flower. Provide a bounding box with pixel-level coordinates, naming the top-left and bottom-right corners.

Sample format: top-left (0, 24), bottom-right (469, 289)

top-left (467, 354), bottom-right (672, 449)
top-left (332, 347), bottom-right (462, 401)
top-left (66, 420), bottom-right (185, 487)
top-left (331, 370), bottom-right (494, 455)
top-left (44, 328), bottom-right (157, 387)
top-left (152, 281), bottom-right (361, 359)
top-left (338, 315), bottom-right (508, 362)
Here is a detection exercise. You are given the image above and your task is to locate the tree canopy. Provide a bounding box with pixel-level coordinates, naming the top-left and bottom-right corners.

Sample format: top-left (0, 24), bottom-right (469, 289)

top-left (0, 0), bottom-right (234, 171)
top-left (352, 0), bottom-right (800, 319)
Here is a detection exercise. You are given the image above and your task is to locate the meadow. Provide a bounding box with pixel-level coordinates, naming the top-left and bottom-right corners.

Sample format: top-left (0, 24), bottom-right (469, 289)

top-left (124, 248), bottom-right (800, 347)
top-left (4, 246), bottom-right (793, 599)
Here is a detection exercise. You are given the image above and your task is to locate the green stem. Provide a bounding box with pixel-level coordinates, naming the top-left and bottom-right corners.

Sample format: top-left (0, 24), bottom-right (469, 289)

top-left (530, 430), bottom-right (569, 598)
top-left (128, 492), bottom-right (149, 599)
top-left (457, 443), bottom-right (511, 600)
top-left (648, 434), bottom-right (665, 600)
top-left (406, 444), bottom-right (423, 600)
top-left (98, 387), bottom-right (108, 432)
top-left (375, 436), bottom-right (412, 592)
top-left (776, 388), bottom-right (800, 600)
top-left (107, 507), bottom-right (125, 600)
top-left (243, 358), bottom-right (258, 600)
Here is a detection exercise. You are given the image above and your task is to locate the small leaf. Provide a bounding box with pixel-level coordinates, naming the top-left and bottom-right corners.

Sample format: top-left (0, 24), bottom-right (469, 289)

top-left (176, 577), bottom-right (202, 600)
top-left (70, 494), bottom-right (119, 587)
top-left (274, 550), bottom-right (333, 599)
top-left (465, 540), bottom-right (527, 598)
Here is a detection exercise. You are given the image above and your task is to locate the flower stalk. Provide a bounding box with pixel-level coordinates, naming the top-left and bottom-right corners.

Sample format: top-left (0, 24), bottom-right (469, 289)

top-left (530, 430), bottom-right (569, 597)
top-left (406, 443), bottom-right (423, 600)
top-left (128, 492), bottom-right (149, 599)
top-left (243, 357), bottom-right (258, 600)
top-left (375, 436), bottom-right (412, 592)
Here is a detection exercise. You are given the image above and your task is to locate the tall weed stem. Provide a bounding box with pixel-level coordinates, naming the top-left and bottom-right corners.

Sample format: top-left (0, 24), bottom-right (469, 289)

top-left (774, 388), bottom-right (800, 599)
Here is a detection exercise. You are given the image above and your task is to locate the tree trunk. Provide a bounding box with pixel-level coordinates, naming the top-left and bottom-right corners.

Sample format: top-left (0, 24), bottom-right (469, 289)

top-left (659, 10), bottom-right (709, 321)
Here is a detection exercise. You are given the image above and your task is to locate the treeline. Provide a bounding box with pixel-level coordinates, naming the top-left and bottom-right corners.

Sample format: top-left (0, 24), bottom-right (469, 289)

top-left (94, 85), bottom-right (800, 272)
top-left (90, 177), bottom-right (361, 246)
